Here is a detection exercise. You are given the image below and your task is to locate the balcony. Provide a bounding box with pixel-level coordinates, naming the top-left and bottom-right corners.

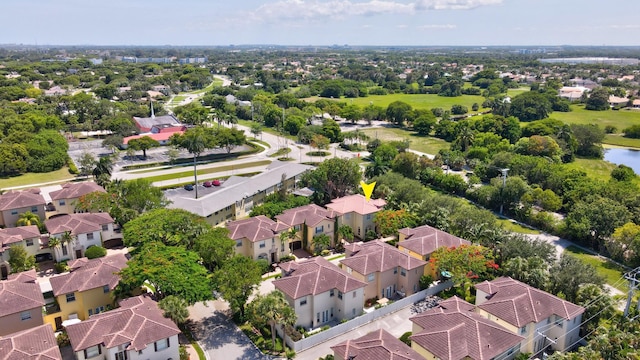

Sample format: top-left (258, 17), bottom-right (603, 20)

top-left (44, 302), bottom-right (60, 315)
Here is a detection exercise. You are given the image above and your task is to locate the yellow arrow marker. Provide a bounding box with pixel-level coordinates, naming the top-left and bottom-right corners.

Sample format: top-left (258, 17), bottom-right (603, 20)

top-left (360, 181), bottom-right (376, 201)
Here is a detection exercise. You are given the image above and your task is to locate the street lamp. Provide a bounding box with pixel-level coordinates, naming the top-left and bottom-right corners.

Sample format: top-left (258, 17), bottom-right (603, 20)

top-left (499, 168), bottom-right (509, 215)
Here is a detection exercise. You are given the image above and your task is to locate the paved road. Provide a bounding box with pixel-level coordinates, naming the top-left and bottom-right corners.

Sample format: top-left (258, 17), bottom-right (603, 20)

top-left (189, 300), bottom-right (269, 360)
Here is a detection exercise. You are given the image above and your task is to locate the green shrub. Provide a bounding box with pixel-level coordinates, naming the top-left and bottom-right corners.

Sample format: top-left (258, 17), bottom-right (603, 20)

top-left (67, 157), bottom-right (79, 175)
top-left (85, 246), bottom-right (107, 259)
top-left (179, 345), bottom-right (189, 360)
top-left (399, 331), bottom-right (412, 346)
top-left (54, 261), bottom-right (69, 273)
top-left (285, 348), bottom-right (296, 359)
top-left (419, 275), bottom-right (434, 290)
top-left (256, 258), bottom-right (271, 275)
top-left (279, 255), bottom-right (296, 263)
top-left (320, 249), bottom-right (331, 257)
top-left (57, 331), bottom-right (70, 347)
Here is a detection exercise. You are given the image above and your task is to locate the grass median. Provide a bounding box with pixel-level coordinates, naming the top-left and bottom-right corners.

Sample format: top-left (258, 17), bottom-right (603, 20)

top-left (144, 160), bottom-right (271, 183)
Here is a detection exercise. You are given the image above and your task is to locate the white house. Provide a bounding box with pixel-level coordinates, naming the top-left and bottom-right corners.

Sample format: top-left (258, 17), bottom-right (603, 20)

top-left (44, 213), bottom-right (116, 261)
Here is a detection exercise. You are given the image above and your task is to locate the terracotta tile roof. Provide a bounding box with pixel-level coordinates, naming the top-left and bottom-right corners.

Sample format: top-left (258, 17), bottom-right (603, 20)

top-left (7, 269), bottom-right (38, 283)
top-left (0, 189), bottom-right (45, 211)
top-left (0, 324), bottom-right (62, 360)
top-left (123, 131), bottom-right (184, 145)
top-left (326, 194), bottom-right (386, 215)
top-left (276, 204), bottom-right (340, 227)
top-left (44, 213), bottom-right (114, 236)
top-left (273, 256), bottom-right (366, 300)
top-left (0, 272), bottom-right (45, 317)
top-left (331, 329), bottom-right (425, 360)
top-left (0, 225), bottom-right (41, 251)
top-left (66, 294), bottom-right (180, 352)
top-left (410, 296), bottom-right (523, 360)
top-left (226, 215), bottom-right (287, 243)
top-left (398, 225), bottom-right (471, 257)
top-left (475, 277), bottom-right (585, 328)
top-left (49, 182), bottom-right (106, 201)
top-left (340, 240), bottom-right (427, 275)
top-left (49, 254), bottom-right (128, 297)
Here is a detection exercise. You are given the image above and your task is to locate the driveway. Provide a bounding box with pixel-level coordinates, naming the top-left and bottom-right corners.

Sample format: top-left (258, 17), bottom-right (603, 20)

top-left (189, 300), bottom-right (269, 360)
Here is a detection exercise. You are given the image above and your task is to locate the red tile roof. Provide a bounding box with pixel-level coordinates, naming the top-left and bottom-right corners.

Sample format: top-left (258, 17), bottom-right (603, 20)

top-left (398, 225), bottom-right (471, 257)
top-left (0, 225), bottom-right (41, 251)
top-left (0, 189), bottom-right (45, 211)
top-left (475, 277), bottom-right (585, 328)
top-left (331, 329), bottom-right (425, 360)
top-left (49, 182), bottom-right (106, 201)
top-left (340, 240), bottom-right (427, 275)
top-left (326, 194), bottom-right (386, 215)
top-left (123, 131), bottom-right (183, 145)
top-left (66, 294), bottom-right (180, 352)
top-left (410, 297), bottom-right (523, 360)
top-left (0, 324), bottom-right (62, 360)
top-left (276, 204), bottom-right (340, 227)
top-left (274, 257), bottom-right (366, 300)
top-left (44, 213), bottom-right (114, 236)
top-left (49, 254), bottom-right (128, 297)
top-left (226, 215), bottom-right (288, 242)
top-left (0, 272), bottom-right (45, 317)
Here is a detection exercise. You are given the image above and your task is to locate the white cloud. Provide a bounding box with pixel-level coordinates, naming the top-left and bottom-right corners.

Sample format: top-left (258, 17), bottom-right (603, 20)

top-left (417, 24), bottom-right (457, 29)
top-left (397, 24), bottom-right (409, 28)
top-left (248, 0), bottom-right (502, 22)
top-left (609, 24), bottom-right (640, 29)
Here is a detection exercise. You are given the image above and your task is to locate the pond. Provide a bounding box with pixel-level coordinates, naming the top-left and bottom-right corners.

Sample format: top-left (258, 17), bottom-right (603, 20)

top-left (604, 148), bottom-right (640, 174)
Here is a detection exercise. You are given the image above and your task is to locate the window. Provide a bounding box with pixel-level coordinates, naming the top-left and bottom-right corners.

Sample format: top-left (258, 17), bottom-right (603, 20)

top-left (62, 246), bottom-right (68, 256)
top-left (555, 315), bottom-right (564, 328)
top-left (315, 225), bottom-right (324, 234)
top-left (366, 214), bottom-right (371, 220)
top-left (259, 241), bottom-right (266, 248)
top-left (236, 240), bottom-right (243, 247)
top-left (31, 206), bottom-right (38, 213)
top-left (367, 273), bottom-right (375, 282)
top-left (103, 285), bottom-right (110, 293)
top-left (413, 284), bottom-right (418, 292)
top-left (300, 298), bottom-right (307, 306)
top-left (338, 291), bottom-right (343, 300)
top-left (519, 326), bottom-right (526, 335)
top-left (155, 338), bottom-right (169, 352)
top-left (330, 289), bottom-right (335, 297)
top-left (102, 224), bottom-right (109, 231)
top-left (293, 225), bottom-right (301, 231)
top-left (20, 311), bottom-right (31, 321)
top-left (87, 233), bottom-right (94, 241)
top-left (114, 351), bottom-right (127, 360)
top-left (400, 268), bottom-right (406, 277)
top-left (11, 210), bottom-right (18, 215)
top-left (25, 239), bottom-right (34, 247)
top-left (394, 267), bottom-right (398, 274)
top-left (352, 308), bottom-right (356, 316)
top-left (95, 306), bottom-right (104, 314)
top-left (66, 293), bottom-right (75, 303)
top-left (353, 291), bottom-right (357, 298)
top-left (84, 345), bottom-right (101, 358)
top-left (89, 309), bottom-right (93, 316)
top-left (345, 213), bottom-right (351, 220)
top-left (59, 200), bottom-right (66, 206)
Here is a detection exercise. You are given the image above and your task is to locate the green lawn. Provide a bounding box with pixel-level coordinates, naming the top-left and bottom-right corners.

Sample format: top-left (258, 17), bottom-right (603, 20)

top-left (564, 246), bottom-right (627, 292)
top-left (310, 93), bottom-right (488, 111)
top-left (603, 135), bottom-right (640, 149)
top-left (553, 105), bottom-right (640, 147)
top-left (497, 219), bottom-right (541, 235)
top-left (145, 160), bottom-right (271, 183)
top-left (0, 167), bottom-right (75, 189)
top-left (359, 127), bottom-right (450, 155)
top-left (237, 120), bottom-right (298, 141)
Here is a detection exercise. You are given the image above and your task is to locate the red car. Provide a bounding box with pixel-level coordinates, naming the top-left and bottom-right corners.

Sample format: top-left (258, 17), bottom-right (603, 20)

top-left (212, 179), bottom-right (221, 186)
top-left (203, 181), bottom-right (212, 188)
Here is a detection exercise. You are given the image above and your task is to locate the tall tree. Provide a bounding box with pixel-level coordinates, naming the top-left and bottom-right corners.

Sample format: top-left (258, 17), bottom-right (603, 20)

top-left (548, 254), bottom-right (604, 303)
top-left (8, 245), bottom-right (36, 273)
top-left (158, 295), bottom-right (190, 326)
top-left (123, 208), bottom-right (210, 250)
top-left (301, 157), bottom-right (362, 205)
top-left (216, 127), bottom-right (246, 154)
top-left (127, 136), bottom-right (160, 159)
top-left (212, 255), bottom-right (262, 320)
top-left (78, 152), bottom-right (96, 179)
top-left (92, 156), bottom-right (114, 187)
top-left (247, 290), bottom-right (297, 351)
top-left (16, 211), bottom-right (40, 227)
top-left (193, 228), bottom-right (236, 271)
top-left (170, 126), bottom-right (218, 199)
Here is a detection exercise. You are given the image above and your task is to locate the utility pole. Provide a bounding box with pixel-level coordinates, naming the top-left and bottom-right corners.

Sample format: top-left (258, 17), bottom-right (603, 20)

top-left (623, 267), bottom-right (640, 317)
top-left (499, 168), bottom-right (509, 215)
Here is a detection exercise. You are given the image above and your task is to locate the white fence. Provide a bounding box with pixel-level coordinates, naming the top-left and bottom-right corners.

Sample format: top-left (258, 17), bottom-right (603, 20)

top-left (284, 280), bottom-right (452, 352)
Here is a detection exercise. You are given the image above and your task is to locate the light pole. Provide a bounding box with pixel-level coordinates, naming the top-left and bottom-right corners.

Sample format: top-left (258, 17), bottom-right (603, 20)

top-left (499, 168), bottom-right (509, 215)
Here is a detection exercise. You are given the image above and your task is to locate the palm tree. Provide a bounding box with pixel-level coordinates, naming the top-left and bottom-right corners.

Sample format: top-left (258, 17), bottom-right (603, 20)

top-left (61, 231), bottom-right (76, 257)
top-left (48, 236), bottom-right (61, 261)
top-left (249, 291), bottom-right (297, 352)
top-left (312, 234), bottom-right (331, 255)
top-left (93, 156), bottom-right (114, 187)
top-left (16, 211), bottom-right (40, 227)
top-left (170, 127), bottom-right (216, 199)
top-left (279, 228), bottom-right (298, 258)
top-left (158, 295), bottom-right (189, 327)
top-left (365, 156), bottom-right (390, 179)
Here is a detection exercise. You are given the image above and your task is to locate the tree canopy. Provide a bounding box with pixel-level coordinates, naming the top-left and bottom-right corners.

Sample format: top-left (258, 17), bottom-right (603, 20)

top-left (301, 157), bottom-right (362, 205)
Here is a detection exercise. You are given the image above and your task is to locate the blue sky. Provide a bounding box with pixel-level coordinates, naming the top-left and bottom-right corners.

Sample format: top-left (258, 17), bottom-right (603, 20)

top-left (2, 0), bottom-right (640, 46)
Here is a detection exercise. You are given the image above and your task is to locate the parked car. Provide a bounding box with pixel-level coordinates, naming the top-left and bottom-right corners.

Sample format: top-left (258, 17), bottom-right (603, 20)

top-left (212, 179), bottom-right (221, 186)
top-left (184, 184), bottom-right (194, 191)
top-left (35, 253), bottom-right (53, 263)
top-left (203, 181), bottom-right (212, 188)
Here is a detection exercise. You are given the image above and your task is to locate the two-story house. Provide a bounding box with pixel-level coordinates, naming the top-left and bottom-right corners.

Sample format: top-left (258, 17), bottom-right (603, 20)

top-left (340, 240), bottom-right (427, 301)
top-left (45, 254), bottom-right (128, 331)
top-left (48, 182), bottom-right (106, 216)
top-left (273, 256), bottom-right (366, 330)
top-left (276, 204), bottom-right (340, 252)
top-left (0, 189), bottom-right (46, 228)
top-left (0, 324), bottom-right (63, 359)
top-left (475, 277), bottom-right (585, 356)
top-left (44, 213), bottom-right (117, 261)
top-left (331, 329), bottom-right (426, 360)
top-left (398, 225), bottom-right (471, 278)
top-left (0, 226), bottom-right (45, 279)
top-left (326, 194), bottom-right (385, 240)
top-left (409, 296), bottom-right (524, 360)
top-left (66, 295), bottom-right (180, 360)
top-left (0, 270), bottom-right (46, 336)
top-left (226, 215), bottom-right (289, 264)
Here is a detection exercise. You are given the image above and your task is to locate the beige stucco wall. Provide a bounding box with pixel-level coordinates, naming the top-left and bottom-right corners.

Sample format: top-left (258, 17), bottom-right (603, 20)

top-left (75, 335), bottom-right (179, 360)
top-left (0, 205), bottom-right (46, 228)
top-left (290, 287), bottom-right (364, 329)
top-left (0, 307), bottom-right (44, 336)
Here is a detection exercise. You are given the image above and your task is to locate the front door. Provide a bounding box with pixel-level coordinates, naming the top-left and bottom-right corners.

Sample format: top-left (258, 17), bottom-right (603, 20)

top-left (271, 252), bottom-right (276, 263)
top-left (0, 265), bottom-right (7, 280)
top-left (75, 249), bottom-right (82, 259)
top-left (55, 317), bottom-right (62, 331)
